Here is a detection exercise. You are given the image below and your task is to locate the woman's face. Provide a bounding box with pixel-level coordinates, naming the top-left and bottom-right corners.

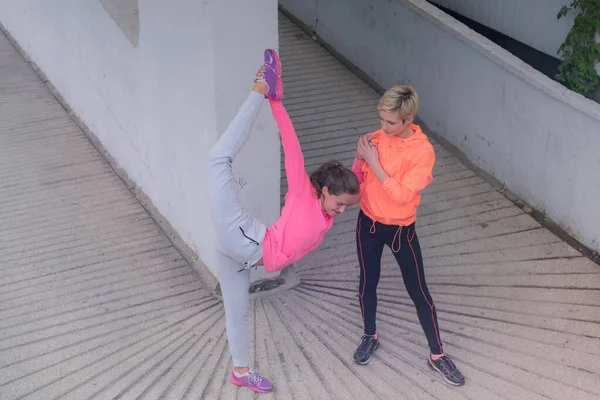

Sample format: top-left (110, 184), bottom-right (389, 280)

top-left (321, 187), bottom-right (360, 216)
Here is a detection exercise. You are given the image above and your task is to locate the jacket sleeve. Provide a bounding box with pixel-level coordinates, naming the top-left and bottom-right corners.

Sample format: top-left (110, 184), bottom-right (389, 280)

top-left (381, 146), bottom-right (435, 204)
top-left (269, 99), bottom-right (310, 194)
top-left (352, 156), bottom-right (365, 183)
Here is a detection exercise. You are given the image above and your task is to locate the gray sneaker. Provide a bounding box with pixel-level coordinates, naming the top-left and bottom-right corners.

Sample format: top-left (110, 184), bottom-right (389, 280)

top-left (428, 355), bottom-right (465, 386)
top-left (353, 334), bottom-right (379, 365)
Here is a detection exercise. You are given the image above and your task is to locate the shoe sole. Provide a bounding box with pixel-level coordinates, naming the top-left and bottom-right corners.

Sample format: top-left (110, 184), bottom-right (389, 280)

top-left (271, 49), bottom-right (282, 76)
top-left (230, 376), bottom-right (274, 393)
top-left (354, 341), bottom-right (379, 365)
top-left (264, 49), bottom-right (283, 100)
top-left (427, 359), bottom-right (465, 386)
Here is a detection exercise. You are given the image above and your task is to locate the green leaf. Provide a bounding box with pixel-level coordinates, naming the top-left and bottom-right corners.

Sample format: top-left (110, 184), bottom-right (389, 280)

top-left (558, 7), bottom-right (568, 19)
top-left (556, 0), bottom-right (600, 96)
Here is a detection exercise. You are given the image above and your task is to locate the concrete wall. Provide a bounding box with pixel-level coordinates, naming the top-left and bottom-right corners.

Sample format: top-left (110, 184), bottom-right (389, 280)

top-left (431, 0), bottom-right (600, 78)
top-left (280, 0), bottom-right (600, 252)
top-left (0, 0), bottom-right (281, 282)
top-left (431, 0), bottom-right (572, 59)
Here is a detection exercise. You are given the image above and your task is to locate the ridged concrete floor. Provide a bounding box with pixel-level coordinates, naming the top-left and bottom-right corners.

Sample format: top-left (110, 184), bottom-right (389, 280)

top-left (1, 14), bottom-right (600, 400)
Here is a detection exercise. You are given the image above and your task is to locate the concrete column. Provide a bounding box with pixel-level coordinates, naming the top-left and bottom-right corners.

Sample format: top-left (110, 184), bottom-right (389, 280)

top-left (0, 0), bottom-right (281, 282)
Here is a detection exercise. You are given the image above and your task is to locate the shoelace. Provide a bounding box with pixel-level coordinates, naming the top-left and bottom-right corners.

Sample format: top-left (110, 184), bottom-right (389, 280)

top-left (436, 356), bottom-right (457, 375)
top-left (359, 335), bottom-right (374, 350)
top-left (247, 370), bottom-right (264, 385)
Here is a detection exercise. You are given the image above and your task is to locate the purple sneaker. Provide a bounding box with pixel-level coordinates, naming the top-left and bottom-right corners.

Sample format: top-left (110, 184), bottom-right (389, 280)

top-left (261, 49), bottom-right (283, 101)
top-left (230, 369), bottom-right (273, 393)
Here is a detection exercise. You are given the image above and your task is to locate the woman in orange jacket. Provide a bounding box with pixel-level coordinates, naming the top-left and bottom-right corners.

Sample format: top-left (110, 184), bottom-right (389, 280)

top-left (351, 86), bottom-right (465, 386)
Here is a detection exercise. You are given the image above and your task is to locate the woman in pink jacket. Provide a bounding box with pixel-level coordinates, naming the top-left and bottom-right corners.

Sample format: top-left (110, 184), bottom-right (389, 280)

top-left (207, 49), bottom-right (360, 393)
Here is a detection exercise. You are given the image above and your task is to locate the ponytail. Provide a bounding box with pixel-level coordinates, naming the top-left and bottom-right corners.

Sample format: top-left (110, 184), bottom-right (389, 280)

top-left (310, 160), bottom-right (360, 198)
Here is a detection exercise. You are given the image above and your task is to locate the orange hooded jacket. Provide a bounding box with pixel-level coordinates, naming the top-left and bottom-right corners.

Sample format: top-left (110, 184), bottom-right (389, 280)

top-left (352, 124), bottom-right (435, 226)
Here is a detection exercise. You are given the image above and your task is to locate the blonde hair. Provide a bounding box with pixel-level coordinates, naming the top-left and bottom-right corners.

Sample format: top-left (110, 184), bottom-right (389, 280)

top-left (378, 85), bottom-right (418, 122)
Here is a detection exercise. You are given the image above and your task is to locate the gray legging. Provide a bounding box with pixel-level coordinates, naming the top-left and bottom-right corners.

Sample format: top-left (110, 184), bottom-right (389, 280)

top-left (207, 90), bottom-right (268, 367)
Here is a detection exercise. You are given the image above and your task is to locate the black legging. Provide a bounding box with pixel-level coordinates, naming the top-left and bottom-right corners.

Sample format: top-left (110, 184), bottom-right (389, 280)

top-left (356, 209), bottom-right (443, 355)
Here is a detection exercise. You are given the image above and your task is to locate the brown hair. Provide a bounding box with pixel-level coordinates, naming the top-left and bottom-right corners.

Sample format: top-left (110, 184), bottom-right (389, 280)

top-left (309, 160), bottom-right (360, 198)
